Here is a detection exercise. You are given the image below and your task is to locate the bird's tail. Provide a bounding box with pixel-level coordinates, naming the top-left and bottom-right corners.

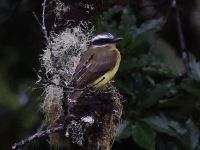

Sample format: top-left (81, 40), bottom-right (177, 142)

top-left (68, 90), bottom-right (83, 102)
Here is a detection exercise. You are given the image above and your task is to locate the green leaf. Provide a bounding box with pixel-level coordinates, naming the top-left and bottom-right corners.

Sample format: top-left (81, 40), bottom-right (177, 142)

top-left (169, 120), bottom-right (187, 135)
top-left (119, 58), bottom-right (139, 72)
top-left (143, 115), bottom-right (174, 135)
top-left (186, 119), bottom-right (200, 149)
top-left (143, 115), bottom-right (187, 139)
top-left (143, 115), bottom-right (200, 149)
top-left (141, 82), bottom-right (171, 109)
top-left (136, 18), bottom-right (163, 36)
top-left (119, 7), bottom-right (136, 32)
top-left (133, 18), bottom-right (163, 46)
top-left (133, 120), bottom-right (156, 150)
top-left (102, 5), bottom-right (124, 20)
top-left (141, 55), bottom-right (176, 76)
top-left (115, 76), bottom-right (134, 96)
top-left (118, 32), bottom-right (133, 49)
top-left (116, 120), bottom-right (133, 141)
top-left (181, 79), bottom-right (200, 97)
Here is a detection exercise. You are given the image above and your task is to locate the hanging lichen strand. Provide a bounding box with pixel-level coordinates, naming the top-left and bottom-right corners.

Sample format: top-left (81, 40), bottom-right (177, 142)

top-left (40, 0), bottom-right (123, 149)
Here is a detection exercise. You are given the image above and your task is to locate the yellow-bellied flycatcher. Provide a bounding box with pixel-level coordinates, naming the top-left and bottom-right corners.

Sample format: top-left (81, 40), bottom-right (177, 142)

top-left (69, 32), bottom-right (123, 101)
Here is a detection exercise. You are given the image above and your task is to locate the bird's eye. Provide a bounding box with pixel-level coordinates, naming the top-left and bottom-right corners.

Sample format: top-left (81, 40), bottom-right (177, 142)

top-left (101, 39), bottom-right (106, 42)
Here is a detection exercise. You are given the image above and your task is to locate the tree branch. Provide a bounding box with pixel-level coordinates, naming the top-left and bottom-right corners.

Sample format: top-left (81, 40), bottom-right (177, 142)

top-left (171, 0), bottom-right (191, 74)
top-left (40, 80), bottom-right (86, 91)
top-left (12, 125), bottom-right (65, 150)
top-left (41, 0), bottom-right (51, 48)
top-left (33, 0), bottom-right (57, 71)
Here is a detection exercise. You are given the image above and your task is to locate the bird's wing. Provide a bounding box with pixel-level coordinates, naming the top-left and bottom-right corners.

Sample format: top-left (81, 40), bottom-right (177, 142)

top-left (72, 48), bottom-right (118, 87)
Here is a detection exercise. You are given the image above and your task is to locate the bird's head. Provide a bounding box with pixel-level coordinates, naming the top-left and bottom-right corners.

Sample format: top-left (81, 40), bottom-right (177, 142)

top-left (90, 32), bottom-right (123, 48)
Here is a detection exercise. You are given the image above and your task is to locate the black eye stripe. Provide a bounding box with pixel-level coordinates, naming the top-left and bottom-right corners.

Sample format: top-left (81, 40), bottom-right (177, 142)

top-left (92, 39), bottom-right (111, 45)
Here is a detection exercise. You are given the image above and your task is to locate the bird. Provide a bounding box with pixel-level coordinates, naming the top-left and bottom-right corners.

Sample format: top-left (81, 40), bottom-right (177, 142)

top-left (69, 32), bottom-right (123, 102)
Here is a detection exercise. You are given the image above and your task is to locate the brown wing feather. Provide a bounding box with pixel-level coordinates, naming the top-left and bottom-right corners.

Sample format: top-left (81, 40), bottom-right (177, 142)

top-left (72, 47), bottom-right (117, 87)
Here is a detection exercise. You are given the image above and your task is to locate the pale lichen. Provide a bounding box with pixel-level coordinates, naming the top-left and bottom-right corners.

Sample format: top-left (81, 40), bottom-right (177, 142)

top-left (41, 75), bottom-right (63, 125)
top-left (79, 3), bottom-right (95, 14)
top-left (53, 0), bottom-right (70, 20)
top-left (41, 22), bottom-right (94, 84)
top-left (40, 21), bottom-right (95, 126)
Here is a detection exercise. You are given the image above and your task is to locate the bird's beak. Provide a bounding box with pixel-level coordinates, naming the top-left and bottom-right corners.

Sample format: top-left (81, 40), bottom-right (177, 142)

top-left (111, 37), bottom-right (123, 43)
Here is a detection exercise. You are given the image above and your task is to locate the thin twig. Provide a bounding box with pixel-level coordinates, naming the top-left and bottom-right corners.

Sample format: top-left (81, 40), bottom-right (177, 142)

top-left (32, 0), bottom-right (51, 47)
top-left (41, 0), bottom-right (51, 48)
top-left (40, 80), bottom-right (87, 91)
top-left (171, 0), bottom-right (191, 74)
top-left (32, 12), bottom-right (43, 27)
top-left (33, 0), bottom-right (60, 75)
top-left (41, 0), bottom-right (60, 74)
top-left (41, 0), bottom-right (57, 69)
top-left (12, 125), bottom-right (65, 150)
top-left (34, 68), bottom-right (93, 92)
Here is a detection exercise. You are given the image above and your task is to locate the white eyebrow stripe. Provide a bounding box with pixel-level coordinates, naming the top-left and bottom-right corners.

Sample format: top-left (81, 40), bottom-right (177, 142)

top-left (92, 35), bottom-right (109, 41)
top-left (91, 33), bottom-right (114, 42)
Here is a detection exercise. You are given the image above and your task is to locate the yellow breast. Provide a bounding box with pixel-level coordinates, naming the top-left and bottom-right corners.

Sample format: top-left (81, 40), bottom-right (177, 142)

top-left (89, 47), bottom-right (121, 89)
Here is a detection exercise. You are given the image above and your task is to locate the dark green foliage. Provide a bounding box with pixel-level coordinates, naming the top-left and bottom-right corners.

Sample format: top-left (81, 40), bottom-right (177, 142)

top-left (0, 1), bottom-right (44, 150)
top-left (99, 6), bottom-right (200, 150)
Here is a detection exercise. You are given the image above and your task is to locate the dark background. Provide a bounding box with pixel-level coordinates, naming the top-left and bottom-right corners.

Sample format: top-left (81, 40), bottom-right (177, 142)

top-left (1, 0), bottom-right (200, 150)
